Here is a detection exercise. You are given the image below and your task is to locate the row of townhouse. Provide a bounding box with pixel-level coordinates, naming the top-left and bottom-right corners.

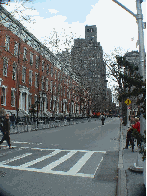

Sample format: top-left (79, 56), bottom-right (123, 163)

top-left (0, 5), bottom-right (91, 118)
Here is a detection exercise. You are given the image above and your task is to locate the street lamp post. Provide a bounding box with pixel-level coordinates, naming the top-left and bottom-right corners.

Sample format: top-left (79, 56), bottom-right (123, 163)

top-left (112, 0), bottom-right (145, 134)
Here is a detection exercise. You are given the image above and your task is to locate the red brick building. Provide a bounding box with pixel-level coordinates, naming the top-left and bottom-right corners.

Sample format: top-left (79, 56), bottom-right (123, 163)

top-left (0, 5), bottom-right (91, 118)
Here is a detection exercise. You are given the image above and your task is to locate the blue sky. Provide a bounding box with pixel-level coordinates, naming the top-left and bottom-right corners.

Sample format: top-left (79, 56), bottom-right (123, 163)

top-left (30, 0), bottom-right (100, 24)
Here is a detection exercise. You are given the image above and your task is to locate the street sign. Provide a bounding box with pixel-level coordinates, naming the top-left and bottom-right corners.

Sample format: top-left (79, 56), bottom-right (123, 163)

top-left (125, 99), bottom-right (131, 105)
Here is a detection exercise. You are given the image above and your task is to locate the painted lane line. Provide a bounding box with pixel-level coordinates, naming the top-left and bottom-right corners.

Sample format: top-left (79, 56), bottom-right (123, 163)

top-left (93, 156), bottom-right (104, 178)
top-left (31, 148), bottom-right (106, 154)
top-left (67, 151), bottom-right (94, 175)
top-left (18, 149), bottom-right (61, 168)
top-left (21, 147), bottom-right (30, 149)
top-left (12, 141), bottom-right (29, 144)
top-left (1, 153), bottom-right (32, 164)
top-left (41, 151), bottom-right (77, 172)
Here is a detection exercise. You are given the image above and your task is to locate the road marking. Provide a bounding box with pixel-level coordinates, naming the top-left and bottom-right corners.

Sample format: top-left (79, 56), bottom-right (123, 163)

top-left (0, 149), bottom-right (106, 178)
top-left (67, 151), bottom-right (94, 175)
top-left (19, 149), bottom-right (61, 168)
top-left (1, 153), bottom-right (32, 164)
top-left (41, 151), bottom-right (77, 172)
top-left (30, 148), bottom-right (106, 154)
top-left (93, 157), bottom-right (104, 178)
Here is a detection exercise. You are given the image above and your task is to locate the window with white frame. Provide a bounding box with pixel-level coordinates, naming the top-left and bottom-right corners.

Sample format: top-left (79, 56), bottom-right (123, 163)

top-left (30, 52), bottom-right (33, 65)
top-left (22, 67), bottom-right (26, 83)
top-left (50, 81), bottom-right (53, 93)
top-left (35, 73), bottom-right (38, 88)
top-left (42, 60), bottom-right (44, 72)
top-left (1, 86), bottom-right (6, 106)
top-left (23, 47), bottom-right (27, 61)
top-left (46, 78), bottom-right (48, 91)
top-left (36, 55), bottom-right (39, 69)
top-left (46, 64), bottom-right (49, 75)
top-left (54, 82), bottom-right (56, 95)
top-left (41, 76), bottom-right (45, 90)
top-left (12, 62), bottom-right (16, 80)
top-left (14, 42), bottom-right (18, 56)
top-left (29, 70), bottom-right (33, 86)
top-left (51, 66), bottom-right (53, 77)
top-left (50, 99), bottom-right (52, 110)
top-left (5, 36), bottom-right (10, 51)
top-left (11, 88), bottom-right (15, 107)
top-left (55, 70), bottom-right (56, 80)
top-left (64, 87), bottom-right (65, 97)
top-left (3, 58), bottom-right (8, 76)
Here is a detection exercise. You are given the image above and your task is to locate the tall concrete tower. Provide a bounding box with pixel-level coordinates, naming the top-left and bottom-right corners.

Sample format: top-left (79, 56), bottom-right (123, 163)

top-left (85, 25), bottom-right (97, 42)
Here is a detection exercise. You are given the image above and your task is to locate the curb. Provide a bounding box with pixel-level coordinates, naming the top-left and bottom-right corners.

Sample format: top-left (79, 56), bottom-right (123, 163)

top-left (117, 123), bottom-right (127, 196)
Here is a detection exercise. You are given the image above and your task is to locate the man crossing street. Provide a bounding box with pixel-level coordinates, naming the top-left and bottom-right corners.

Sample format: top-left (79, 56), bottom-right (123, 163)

top-left (0, 114), bottom-right (13, 149)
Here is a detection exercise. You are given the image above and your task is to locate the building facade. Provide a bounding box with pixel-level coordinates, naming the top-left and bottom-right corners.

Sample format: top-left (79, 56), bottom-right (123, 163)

top-left (0, 5), bottom-right (90, 118)
top-left (71, 25), bottom-right (107, 113)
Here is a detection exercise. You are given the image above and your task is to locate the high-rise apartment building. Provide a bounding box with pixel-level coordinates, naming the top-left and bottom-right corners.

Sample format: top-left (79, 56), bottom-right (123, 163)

top-left (71, 25), bottom-right (107, 113)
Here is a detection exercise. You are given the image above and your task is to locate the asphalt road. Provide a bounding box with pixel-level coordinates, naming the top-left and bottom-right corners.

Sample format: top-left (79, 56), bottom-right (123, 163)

top-left (0, 117), bottom-right (120, 196)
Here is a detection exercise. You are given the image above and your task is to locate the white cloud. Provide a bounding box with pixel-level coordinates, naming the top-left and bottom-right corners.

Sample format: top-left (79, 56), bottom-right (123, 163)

top-left (4, 0), bottom-right (146, 55)
top-left (84, 0), bottom-right (139, 54)
top-left (48, 9), bottom-right (59, 14)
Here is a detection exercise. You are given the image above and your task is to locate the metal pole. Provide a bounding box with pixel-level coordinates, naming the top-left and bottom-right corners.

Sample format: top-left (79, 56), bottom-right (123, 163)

top-left (112, 0), bottom-right (146, 171)
top-left (136, 0), bottom-right (145, 81)
top-left (136, 0), bottom-right (145, 137)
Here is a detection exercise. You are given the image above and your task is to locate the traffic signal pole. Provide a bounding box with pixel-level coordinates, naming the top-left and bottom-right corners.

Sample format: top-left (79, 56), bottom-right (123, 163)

top-left (112, 0), bottom-right (145, 135)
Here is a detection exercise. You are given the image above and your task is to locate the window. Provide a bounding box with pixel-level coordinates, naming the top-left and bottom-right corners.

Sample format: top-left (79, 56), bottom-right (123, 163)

top-left (50, 99), bottom-right (52, 110)
top-left (12, 63), bottom-right (16, 80)
top-left (46, 64), bottom-right (49, 75)
top-left (54, 82), bottom-right (56, 95)
top-left (42, 60), bottom-right (44, 72)
top-left (36, 55), bottom-right (39, 69)
top-left (51, 66), bottom-right (53, 77)
top-left (11, 89), bottom-right (15, 107)
top-left (46, 98), bottom-right (48, 110)
top-left (29, 70), bottom-right (33, 86)
top-left (3, 58), bottom-right (8, 76)
top-left (35, 73), bottom-right (38, 88)
top-left (34, 95), bottom-right (37, 106)
top-left (14, 42), bottom-right (18, 56)
top-left (30, 52), bottom-right (33, 65)
top-left (46, 78), bottom-right (48, 91)
top-left (5, 36), bottom-right (10, 51)
top-left (28, 95), bottom-right (32, 109)
top-left (1, 87), bottom-right (6, 106)
top-left (23, 48), bottom-right (27, 61)
top-left (87, 28), bottom-right (94, 32)
top-left (22, 67), bottom-right (26, 83)
top-left (50, 81), bottom-right (53, 93)
top-left (41, 76), bottom-right (45, 90)
top-left (55, 70), bottom-right (56, 79)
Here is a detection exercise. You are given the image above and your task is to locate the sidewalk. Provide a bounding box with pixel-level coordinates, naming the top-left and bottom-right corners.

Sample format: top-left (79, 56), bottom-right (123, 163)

top-left (117, 124), bottom-right (146, 196)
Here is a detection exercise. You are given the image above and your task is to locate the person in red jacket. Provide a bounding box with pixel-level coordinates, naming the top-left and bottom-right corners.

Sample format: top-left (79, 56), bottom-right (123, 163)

top-left (132, 117), bottom-right (140, 133)
top-left (124, 117), bottom-right (140, 149)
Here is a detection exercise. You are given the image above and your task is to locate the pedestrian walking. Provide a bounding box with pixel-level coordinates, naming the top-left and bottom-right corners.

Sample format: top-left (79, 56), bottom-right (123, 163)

top-left (0, 114), bottom-right (13, 149)
top-left (101, 115), bottom-right (105, 125)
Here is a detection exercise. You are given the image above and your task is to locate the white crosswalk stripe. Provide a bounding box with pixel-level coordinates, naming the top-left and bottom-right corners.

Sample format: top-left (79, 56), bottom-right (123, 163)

top-left (0, 148), bottom-right (106, 178)
top-left (67, 151), bottom-right (94, 175)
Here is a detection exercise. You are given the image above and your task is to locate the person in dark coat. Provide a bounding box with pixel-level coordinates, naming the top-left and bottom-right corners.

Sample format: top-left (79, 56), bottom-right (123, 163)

top-left (101, 115), bottom-right (105, 125)
top-left (0, 114), bottom-right (13, 149)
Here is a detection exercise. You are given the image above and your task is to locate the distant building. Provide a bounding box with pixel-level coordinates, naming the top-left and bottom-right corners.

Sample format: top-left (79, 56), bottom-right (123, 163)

top-left (71, 25), bottom-right (107, 112)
